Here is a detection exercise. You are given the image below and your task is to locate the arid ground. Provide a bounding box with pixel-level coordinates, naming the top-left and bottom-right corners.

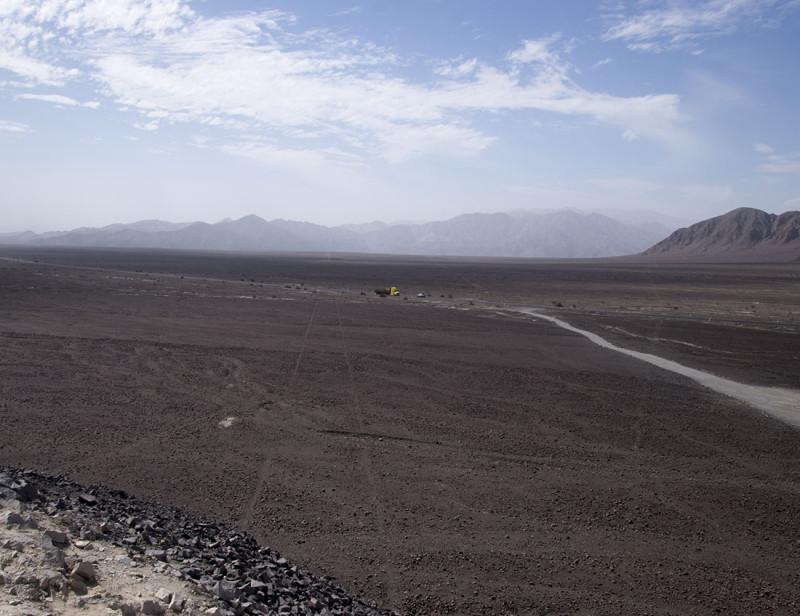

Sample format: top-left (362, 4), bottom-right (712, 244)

top-left (1, 246), bottom-right (799, 615)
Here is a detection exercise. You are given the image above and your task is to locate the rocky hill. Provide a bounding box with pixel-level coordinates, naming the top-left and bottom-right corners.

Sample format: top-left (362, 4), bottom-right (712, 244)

top-left (642, 207), bottom-right (800, 261)
top-left (1, 468), bottom-right (399, 616)
top-left (1, 210), bottom-right (671, 259)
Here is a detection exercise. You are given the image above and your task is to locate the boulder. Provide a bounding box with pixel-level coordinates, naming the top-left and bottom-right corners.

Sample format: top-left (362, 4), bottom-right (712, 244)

top-left (210, 580), bottom-right (238, 601)
top-left (168, 593), bottom-right (185, 613)
top-left (43, 529), bottom-right (69, 546)
top-left (146, 549), bottom-right (168, 562)
top-left (12, 480), bottom-right (39, 503)
top-left (120, 604), bottom-right (138, 616)
top-left (142, 599), bottom-right (166, 616)
top-left (44, 547), bottom-right (66, 568)
top-left (71, 560), bottom-right (96, 582)
top-left (4, 511), bottom-right (26, 526)
top-left (37, 569), bottom-right (63, 594)
top-left (78, 493), bottom-right (98, 505)
top-left (69, 575), bottom-right (88, 595)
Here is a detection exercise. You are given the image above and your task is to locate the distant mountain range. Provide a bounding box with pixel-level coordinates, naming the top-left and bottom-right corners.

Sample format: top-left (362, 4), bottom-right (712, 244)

top-left (0, 210), bottom-right (675, 259)
top-left (4, 207), bottom-right (798, 260)
top-left (642, 207), bottom-right (800, 261)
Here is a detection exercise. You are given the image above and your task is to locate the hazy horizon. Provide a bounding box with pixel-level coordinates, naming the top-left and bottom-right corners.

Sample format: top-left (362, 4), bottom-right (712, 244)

top-left (2, 1), bottom-right (799, 233)
top-left (1, 206), bottom-right (700, 237)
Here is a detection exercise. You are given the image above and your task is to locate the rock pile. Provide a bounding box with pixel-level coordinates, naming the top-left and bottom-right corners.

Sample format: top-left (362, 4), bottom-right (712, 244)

top-left (1, 468), bottom-right (402, 616)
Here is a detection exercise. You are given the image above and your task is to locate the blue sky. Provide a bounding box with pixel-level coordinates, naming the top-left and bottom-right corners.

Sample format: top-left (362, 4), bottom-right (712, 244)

top-left (1, 0), bottom-right (799, 232)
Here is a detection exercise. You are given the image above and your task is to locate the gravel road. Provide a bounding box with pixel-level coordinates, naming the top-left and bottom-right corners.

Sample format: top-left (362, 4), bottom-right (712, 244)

top-left (522, 310), bottom-right (800, 428)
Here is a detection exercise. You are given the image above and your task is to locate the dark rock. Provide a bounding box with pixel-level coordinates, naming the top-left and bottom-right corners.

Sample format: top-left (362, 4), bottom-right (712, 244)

top-left (4, 511), bottom-right (26, 526)
top-left (43, 529), bottom-right (69, 546)
top-left (211, 580), bottom-right (239, 601)
top-left (13, 480), bottom-right (39, 503)
top-left (71, 560), bottom-right (96, 582)
top-left (0, 467), bottom-right (402, 616)
top-left (37, 569), bottom-right (62, 593)
top-left (143, 599), bottom-right (166, 615)
top-left (69, 575), bottom-right (88, 595)
top-left (44, 547), bottom-right (66, 568)
top-left (120, 603), bottom-right (138, 616)
top-left (78, 493), bottom-right (97, 505)
top-left (80, 523), bottom-right (101, 540)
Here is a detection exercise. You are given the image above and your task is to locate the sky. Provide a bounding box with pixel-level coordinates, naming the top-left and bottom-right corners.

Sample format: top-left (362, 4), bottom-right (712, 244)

top-left (1, 0), bottom-right (799, 233)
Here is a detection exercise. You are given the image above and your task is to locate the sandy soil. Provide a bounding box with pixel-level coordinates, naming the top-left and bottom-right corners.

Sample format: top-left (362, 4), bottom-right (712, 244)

top-left (1, 246), bottom-right (799, 615)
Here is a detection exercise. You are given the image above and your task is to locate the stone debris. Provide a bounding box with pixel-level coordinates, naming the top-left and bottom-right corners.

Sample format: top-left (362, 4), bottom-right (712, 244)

top-left (78, 493), bottom-right (97, 506)
top-left (119, 603), bottom-right (139, 616)
top-left (4, 511), bottom-right (26, 527)
top-left (1, 467), bottom-right (403, 616)
top-left (44, 528), bottom-right (69, 546)
top-left (68, 574), bottom-right (88, 595)
top-left (143, 598), bottom-right (167, 615)
top-left (169, 592), bottom-right (186, 612)
top-left (147, 548), bottom-right (168, 562)
top-left (71, 560), bottom-right (96, 582)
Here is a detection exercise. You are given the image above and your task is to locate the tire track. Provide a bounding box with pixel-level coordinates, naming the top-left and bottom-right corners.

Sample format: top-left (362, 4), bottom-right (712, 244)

top-left (286, 300), bottom-right (321, 391)
top-left (520, 309), bottom-right (800, 428)
top-left (238, 299), bottom-right (320, 530)
top-left (335, 301), bottom-right (401, 607)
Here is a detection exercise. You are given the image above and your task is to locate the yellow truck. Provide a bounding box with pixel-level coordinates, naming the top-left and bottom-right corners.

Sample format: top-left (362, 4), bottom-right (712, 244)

top-left (374, 287), bottom-right (399, 296)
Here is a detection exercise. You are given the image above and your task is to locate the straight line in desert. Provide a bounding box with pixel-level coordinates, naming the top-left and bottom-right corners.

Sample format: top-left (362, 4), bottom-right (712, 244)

top-left (520, 310), bottom-right (800, 429)
top-left (238, 299), bottom-right (321, 531)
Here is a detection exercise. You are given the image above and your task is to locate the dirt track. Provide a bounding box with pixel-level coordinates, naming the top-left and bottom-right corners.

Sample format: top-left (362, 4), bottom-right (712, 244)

top-left (1, 247), bottom-right (799, 615)
top-left (521, 310), bottom-right (800, 427)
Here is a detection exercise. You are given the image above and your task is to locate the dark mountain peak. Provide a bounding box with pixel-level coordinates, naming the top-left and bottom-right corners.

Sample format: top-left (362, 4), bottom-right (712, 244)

top-left (726, 206), bottom-right (768, 217)
top-left (643, 208), bottom-right (800, 261)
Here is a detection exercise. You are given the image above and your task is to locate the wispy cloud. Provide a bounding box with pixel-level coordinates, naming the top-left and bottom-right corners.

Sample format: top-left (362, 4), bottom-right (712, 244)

top-left (604, 0), bottom-right (799, 52)
top-left (0, 52), bottom-right (76, 86)
top-left (755, 143), bottom-right (800, 174)
top-left (507, 35), bottom-right (563, 64)
top-left (220, 140), bottom-right (360, 181)
top-left (1, 1), bottom-right (684, 172)
top-left (16, 93), bottom-right (99, 108)
top-left (330, 6), bottom-right (362, 18)
top-left (0, 119), bottom-right (30, 133)
top-left (758, 152), bottom-right (800, 174)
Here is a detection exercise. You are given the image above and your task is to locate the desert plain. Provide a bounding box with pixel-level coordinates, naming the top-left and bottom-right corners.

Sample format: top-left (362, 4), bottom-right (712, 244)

top-left (1, 245), bottom-right (799, 616)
